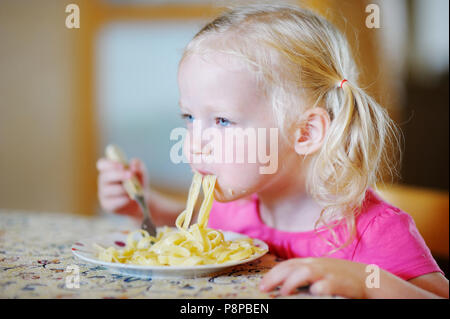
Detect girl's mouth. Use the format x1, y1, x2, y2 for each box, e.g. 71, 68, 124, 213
193, 168, 214, 176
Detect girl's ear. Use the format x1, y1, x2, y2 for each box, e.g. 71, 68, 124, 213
293, 107, 330, 156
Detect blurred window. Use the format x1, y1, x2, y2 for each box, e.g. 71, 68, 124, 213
95, 21, 205, 191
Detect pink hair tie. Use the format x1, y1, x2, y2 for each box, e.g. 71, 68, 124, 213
340, 79, 348, 88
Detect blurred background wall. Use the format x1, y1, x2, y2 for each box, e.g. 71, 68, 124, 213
0, 0, 448, 269
0, 1, 84, 214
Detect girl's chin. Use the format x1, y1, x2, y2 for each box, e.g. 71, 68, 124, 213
213, 185, 251, 203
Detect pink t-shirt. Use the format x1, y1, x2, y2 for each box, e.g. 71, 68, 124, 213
208, 188, 444, 280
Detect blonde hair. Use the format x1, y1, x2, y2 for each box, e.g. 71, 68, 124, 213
181, 4, 401, 253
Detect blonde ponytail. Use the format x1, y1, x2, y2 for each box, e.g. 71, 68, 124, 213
310, 79, 401, 252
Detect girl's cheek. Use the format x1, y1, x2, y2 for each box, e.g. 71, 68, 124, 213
182, 134, 191, 162
213, 162, 264, 201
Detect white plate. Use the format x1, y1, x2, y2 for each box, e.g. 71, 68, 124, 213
71, 230, 268, 278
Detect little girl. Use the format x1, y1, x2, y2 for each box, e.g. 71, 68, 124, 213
97, 4, 448, 298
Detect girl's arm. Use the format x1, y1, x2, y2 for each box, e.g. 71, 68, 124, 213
366, 270, 448, 299
408, 273, 449, 298
259, 258, 449, 299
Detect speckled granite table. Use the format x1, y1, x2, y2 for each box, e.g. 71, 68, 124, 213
0, 210, 331, 299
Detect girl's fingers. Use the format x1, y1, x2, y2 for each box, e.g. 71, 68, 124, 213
129, 158, 148, 186
99, 170, 133, 185
129, 158, 147, 175
309, 279, 334, 296
96, 158, 124, 171
259, 263, 293, 292
129, 158, 141, 171
99, 184, 128, 198
279, 267, 320, 296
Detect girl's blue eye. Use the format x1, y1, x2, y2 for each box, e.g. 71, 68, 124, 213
216, 117, 232, 127
181, 113, 194, 123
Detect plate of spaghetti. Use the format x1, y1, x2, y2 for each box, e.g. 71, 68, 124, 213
72, 173, 268, 278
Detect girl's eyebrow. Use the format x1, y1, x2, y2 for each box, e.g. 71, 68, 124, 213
179, 101, 225, 113
179, 100, 239, 116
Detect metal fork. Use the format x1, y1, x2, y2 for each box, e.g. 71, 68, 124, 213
105, 144, 157, 236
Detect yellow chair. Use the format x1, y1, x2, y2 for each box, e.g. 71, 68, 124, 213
375, 184, 449, 259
